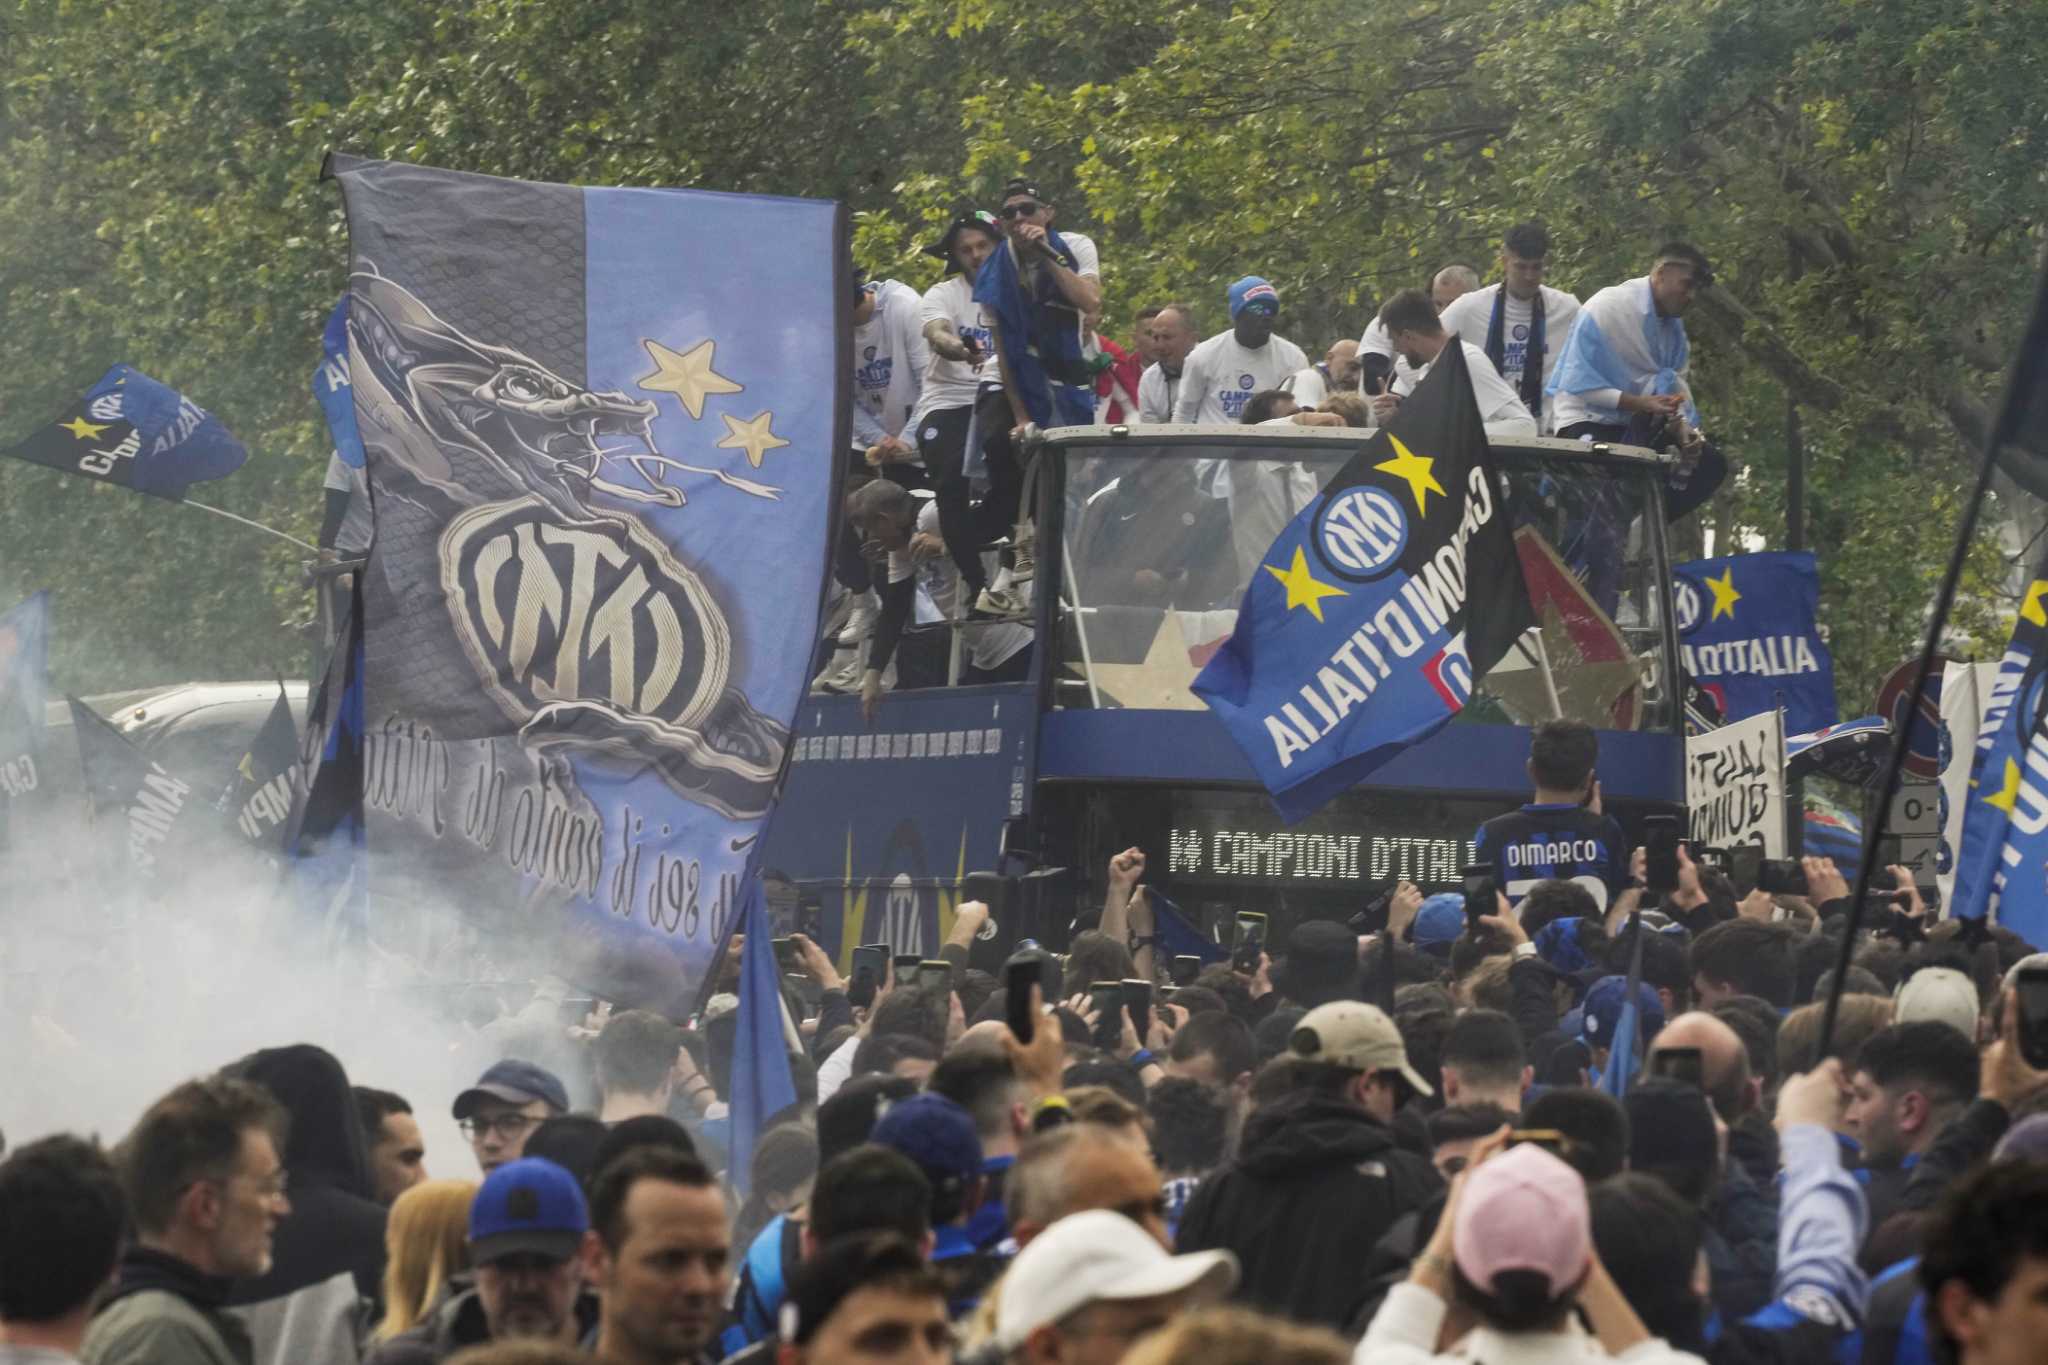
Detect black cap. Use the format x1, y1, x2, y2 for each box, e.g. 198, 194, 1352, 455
453, 1059, 570, 1120
1001, 178, 1045, 204
923, 211, 1002, 275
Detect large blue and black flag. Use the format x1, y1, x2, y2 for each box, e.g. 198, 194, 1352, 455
1192, 343, 1533, 821
0, 592, 49, 811
1672, 551, 1837, 736
3, 366, 247, 501
326, 156, 843, 998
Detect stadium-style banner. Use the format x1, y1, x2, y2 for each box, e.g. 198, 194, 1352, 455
0, 592, 49, 810
3, 365, 247, 501
1193, 343, 1533, 822
1685, 706, 1786, 855
69, 697, 227, 877
1672, 551, 1837, 737
221, 685, 300, 847
1949, 573, 2048, 945
326, 155, 843, 1001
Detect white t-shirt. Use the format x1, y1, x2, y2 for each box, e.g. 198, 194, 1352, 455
851, 280, 929, 447
1170, 331, 1310, 425
1058, 230, 1101, 279
1283, 364, 1332, 408
1399, 340, 1539, 437
1437, 283, 1582, 433
321, 450, 373, 555
1137, 362, 1180, 424
887, 501, 1032, 671
915, 275, 994, 419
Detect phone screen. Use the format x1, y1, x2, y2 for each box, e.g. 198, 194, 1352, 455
2016, 967, 2048, 1069
1232, 912, 1268, 972
850, 944, 888, 1008
1120, 978, 1154, 1041
1650, 1046, 1704, 1089
1461, 863, 1496, 931
1004, 950, 1047, 1045
772, 937, 799, 971
1644, 815, 1680, 893
1170, 955, 1203, 987
916, 961, 952, 998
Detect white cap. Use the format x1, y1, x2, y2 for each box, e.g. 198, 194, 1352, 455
1894, 967, 1979, 1041
994, 1209, 1237, 1350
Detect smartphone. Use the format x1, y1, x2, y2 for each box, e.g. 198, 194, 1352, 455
1644, 815, 1680, 894
1756, 859, 1809, 896
961, 870, 1008, 921
1170, 954, 1204, 987
1876, 834, 1903, 870
772, 936, 799, 971
1461, 863, 1496, 933
893, 953, 923, 981
1649, 1046, 1705, 1089
916, 960, 952, 998
2015, 965, 2048, 1070
1232, 911, 1268, 973
1691, 845, 1732, 877
1728, 844, 1764, 891
850, 943, 889, 1008
1004, 946, 1051, 1044
1089, 980, 1125, 1045
1120, 978, 1154, 1043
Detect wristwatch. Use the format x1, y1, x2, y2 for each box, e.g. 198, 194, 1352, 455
1128, 933, 1159, 953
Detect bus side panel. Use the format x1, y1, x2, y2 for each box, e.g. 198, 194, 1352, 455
761, 684, 1036, 965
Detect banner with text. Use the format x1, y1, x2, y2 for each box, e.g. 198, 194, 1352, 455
1685, 708, 1786, 855
1673, 551, 1836, 736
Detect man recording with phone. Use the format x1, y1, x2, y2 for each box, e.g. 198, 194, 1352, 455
1474, 719, 1631, 914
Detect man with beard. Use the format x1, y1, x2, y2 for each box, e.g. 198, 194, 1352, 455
587, 1148, 731, 1365
365, 1158, 597, 1365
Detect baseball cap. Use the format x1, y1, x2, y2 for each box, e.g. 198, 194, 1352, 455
468, 1157, 589, 1264
1275, 919, 1356, 999
1452, 1143, 1590, 1298
869, 1092, 982, 1183
453, 1059, 570, 1120
996, 1209, 1237, 1349
1001, 177, 1045, 204
924, 210, 1002, 274
1227, 276, 1280, 319
1288, 1001, 1433, 1096
1894, 966, 1980, 1041
1411, 894, 1466, 952
1580, 975, 1666, 1049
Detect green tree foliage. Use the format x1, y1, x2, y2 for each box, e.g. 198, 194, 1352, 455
0, 0, 2040, 713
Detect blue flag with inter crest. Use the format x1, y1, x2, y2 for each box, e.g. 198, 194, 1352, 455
1191, 344, 1534, 822
1949, 566, 2048, 941
314, 295, 366, 470
1672, 551, 1837, 736
4, 365, 247, 501
329, 156, 843, 1002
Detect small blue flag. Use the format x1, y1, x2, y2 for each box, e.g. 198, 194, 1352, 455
1597, 917, 1649, 1099
280, 581, 367, 941
315, 295, 366, 470
1191, 343, 1533, 822
1949, 565, 2048, 942
728, 875, 798, 1194
1673, 551, 1837, 736
1152, 894, 1228, 966
5, 365, 247, 501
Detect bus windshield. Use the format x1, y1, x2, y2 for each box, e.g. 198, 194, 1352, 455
1052, 436, 1676, 732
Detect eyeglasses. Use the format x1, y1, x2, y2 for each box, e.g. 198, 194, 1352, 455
1001, 202, 1041, 219
460, 1112, 541, 1140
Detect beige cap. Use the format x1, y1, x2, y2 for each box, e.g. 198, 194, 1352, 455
1289, 1000, 1433, 1096
1894, 967, 1980, 1042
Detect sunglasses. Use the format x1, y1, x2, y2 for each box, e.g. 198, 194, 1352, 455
1001, 202, 1042, 219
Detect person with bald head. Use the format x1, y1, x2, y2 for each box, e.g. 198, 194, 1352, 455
1651, 1011, 1761, 1126
1282, 338, 1360, 408
1430, 263, 1480, 311
1357, 264, 1479, 410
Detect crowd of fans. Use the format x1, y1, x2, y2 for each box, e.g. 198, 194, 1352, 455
813, 179, 1726, 711
7, 721, 2048, 1365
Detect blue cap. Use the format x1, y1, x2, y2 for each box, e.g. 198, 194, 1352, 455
1411, 894, 1466, 950
1534, 918, 1595, 974
469, 1157, 589, 1263
1580, 975, 1665, 1049
1227, 276, 1280, 319
870, 1092, 983, 1182
453, 1058, 571, 1120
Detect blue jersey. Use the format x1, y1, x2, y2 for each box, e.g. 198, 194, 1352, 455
1474, 802, 1630, 910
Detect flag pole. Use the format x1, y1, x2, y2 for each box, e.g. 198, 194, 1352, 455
1816, 279, 2048, 1058
181, 498, 319, 552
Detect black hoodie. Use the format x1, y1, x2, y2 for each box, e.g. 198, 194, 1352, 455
1174, 1089, 1440, 1333
224, 1044, 389, 1365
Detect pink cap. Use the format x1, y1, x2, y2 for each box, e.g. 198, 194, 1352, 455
1452, 1144, 1590, 1297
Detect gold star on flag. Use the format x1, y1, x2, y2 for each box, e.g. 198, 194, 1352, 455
60, 416, 110, 440
1264, 546, 1348, 623
716, 411, 790, 469
2023, 579, 2048, 628
638, 338, 741, 419
1374, 434, 1446, 516
1706, 566, 1742, 620
1985, 757, 2023, 814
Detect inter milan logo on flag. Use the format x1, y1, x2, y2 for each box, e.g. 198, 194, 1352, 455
1193, 344, 1533, 821
1673, 551, 1836, 735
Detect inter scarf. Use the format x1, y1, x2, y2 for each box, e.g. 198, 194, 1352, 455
1483, 287, 1547, 420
